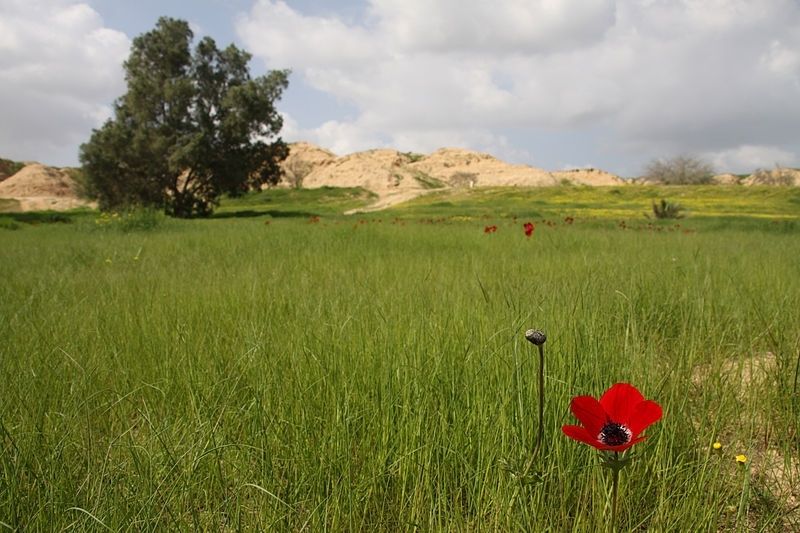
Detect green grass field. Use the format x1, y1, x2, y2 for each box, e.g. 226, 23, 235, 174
1, 186, 799, 530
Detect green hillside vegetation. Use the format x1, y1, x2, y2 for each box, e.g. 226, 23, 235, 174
214, 186, 376, 217
0, 157, 25, 179
2, 185, 799, 229
388, 185, 800, 220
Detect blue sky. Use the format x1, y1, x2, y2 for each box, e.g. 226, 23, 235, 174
2, 0, 800, 176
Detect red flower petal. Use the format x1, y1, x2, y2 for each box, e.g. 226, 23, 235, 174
599, 383, 644, 425
570, 395, 606, 437
561, 425, 603, 449
627, 400, 663, 437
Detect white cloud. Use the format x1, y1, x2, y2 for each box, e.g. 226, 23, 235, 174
761, 40, 800, 83
0, 0, 129, 165
236, 1, 376, 68
280, 110, 534, 166
372, 0, 616, 54
705, 145, 798, 173
279, 113, 384, 155
238, 0, 800, 172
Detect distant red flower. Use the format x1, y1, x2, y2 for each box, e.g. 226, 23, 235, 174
524, 222, 535, 236
562, 383, 662, 452
484, 225, 498, 234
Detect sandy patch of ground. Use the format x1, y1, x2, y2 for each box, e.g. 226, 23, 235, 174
692, 352, 799, 529
691, 352, 777, 392
345, 189, 439, 214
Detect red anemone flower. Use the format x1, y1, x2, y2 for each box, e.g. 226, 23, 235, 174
524, 222, 535, 236
562, 383, 662, 452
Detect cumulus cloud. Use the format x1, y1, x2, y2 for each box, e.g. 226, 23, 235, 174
0, 0, 129, 165
705, 145, 798, 172
238, 0, 800, 173
371, 0, 616, 54
236, 1, 376, 69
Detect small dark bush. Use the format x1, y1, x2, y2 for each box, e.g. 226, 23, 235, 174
652, 199, 685, 219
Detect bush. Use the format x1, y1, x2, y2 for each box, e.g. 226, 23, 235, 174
401, 152, 425, 163
449, 172, 478, 188
652, 199, 685, 219
412, 171, 445, 189
282, 159, 316, 189
643, 155, 714, 184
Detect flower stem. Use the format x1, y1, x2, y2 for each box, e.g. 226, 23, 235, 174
537, 343, 545, 451
736, 459, 750, 531
600, 451, 633, 532
611, 454, 620, 532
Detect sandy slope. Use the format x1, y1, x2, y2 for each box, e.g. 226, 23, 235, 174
0, 163, 96, 211
287, 143, 628, 210
0, 164, 79, 197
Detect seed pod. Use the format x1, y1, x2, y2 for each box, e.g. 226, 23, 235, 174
525, 329, 547, 346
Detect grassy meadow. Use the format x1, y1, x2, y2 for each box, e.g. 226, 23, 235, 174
1, 186, 799, 530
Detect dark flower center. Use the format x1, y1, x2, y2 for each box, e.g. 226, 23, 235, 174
598, 422, 632, 446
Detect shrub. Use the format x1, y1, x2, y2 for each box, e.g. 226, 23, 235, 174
401, 152, 425, 163
449, 172, 478, 188
643, 155, 714, 184
283, 159, 314, 189
412, 171, 445, 189
652, 199, 685, 219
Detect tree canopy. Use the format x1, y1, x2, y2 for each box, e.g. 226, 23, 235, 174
80, 17, 289, 217
642, 155, 714, 185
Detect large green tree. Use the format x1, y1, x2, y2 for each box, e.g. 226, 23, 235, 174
81, 17, 289, 217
